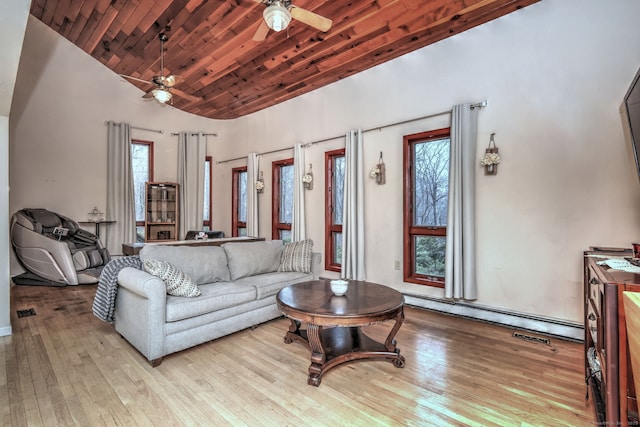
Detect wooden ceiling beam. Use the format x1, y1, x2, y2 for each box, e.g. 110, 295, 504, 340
30, 0, 541, 119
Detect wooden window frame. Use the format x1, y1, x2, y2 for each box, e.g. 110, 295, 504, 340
325, 149, 345, 272
403, 127, 450, 287
272, 158, 294, 240
203, 156, 213, 229
132, 139, 154, 230
231, 166, 247, 237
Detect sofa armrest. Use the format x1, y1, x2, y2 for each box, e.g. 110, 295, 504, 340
115, 267, 167, 363
117, 267, 166, 300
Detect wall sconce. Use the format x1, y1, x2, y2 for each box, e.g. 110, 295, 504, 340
302, 164, 313, 190
480, 133, 501, 175
369, 152, 386, 184
256, 171, 265, 193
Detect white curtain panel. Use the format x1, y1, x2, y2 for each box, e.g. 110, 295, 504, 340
341, 129, 366, 280
445, 104, 479, 300
247, 152, 260, 237
292, 143, 306, 241
105, 121, 136, 256
178, 131, 206, 239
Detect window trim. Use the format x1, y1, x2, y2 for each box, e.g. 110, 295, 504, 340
231, 166, 247, 237
403, 127, 450, 287
132, 139, 154, 230
272, 158, 294, 240
325, 149, 345, 272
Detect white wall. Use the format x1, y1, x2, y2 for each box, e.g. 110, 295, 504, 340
9, 16, 231, 263
1, 0, 31, 337
8, 0, 640, 328
212, 0, 640, 323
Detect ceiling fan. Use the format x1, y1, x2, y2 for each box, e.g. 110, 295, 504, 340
120, 33, 200, 104
249, 0, 333, 42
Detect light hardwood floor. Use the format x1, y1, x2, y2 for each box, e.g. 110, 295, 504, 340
2, 284, 594, 426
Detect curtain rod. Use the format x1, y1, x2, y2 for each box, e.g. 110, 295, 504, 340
171, 132, 218, 137
104, 121, 164, 134
216, 101, 486, 164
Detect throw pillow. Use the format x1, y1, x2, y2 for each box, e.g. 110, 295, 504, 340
143, 258, 201, 297
279, 239, 313, 273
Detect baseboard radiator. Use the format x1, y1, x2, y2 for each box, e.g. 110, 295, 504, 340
403, 294, 583, 341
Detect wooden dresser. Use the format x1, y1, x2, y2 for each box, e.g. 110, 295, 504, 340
584, 247, 640, 425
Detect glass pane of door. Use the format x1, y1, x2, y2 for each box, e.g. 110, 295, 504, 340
131, 143, 150, 223
333, 232, 343, 265
413, 138, 450, 227
414, 235, 446, 278
279, 164, 294, 224
333, 157, 345, 225
239, 171, 247, 223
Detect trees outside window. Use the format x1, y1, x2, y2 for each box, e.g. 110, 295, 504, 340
131, 139, 153, 242
232, 166, 247, 236
403, 128, 450, 287
272, 158, 294, 242
325, 149, 345, 271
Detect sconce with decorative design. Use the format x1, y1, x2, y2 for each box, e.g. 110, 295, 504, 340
480, 133, 501, 175
369, 152, 386, 184
256, 171, 265, 193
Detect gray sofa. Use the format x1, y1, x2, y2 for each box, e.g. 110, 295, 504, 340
114, 240, 320, 366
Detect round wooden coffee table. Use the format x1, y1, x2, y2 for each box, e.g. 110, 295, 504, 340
276, 279, 405, 386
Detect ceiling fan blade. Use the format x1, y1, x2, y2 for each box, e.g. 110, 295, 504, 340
120, 74, 152, 85
253, 19, 270, 41
172, 88, 202, 103
142, 91, 154, 99
290, 6, 332, 32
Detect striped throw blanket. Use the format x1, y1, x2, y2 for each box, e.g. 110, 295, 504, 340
92, 256, 142, 322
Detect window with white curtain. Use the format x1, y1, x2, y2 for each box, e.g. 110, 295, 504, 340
131, 139, 153, 242
232, 166, 247, 236
403, 128, 450, 287
203, 156, 212, 230
325, 149, 345, 271
272, 158, 294, 242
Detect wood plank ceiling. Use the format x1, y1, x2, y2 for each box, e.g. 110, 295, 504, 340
30, 0, 540, 120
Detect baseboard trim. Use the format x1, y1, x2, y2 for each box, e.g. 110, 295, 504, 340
403, 294, 583, 342
0, 325, 12, 337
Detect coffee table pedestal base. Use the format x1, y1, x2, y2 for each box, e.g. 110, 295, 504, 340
283, 312, 405, 386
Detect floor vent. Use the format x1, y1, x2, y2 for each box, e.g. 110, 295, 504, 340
17, 308, 36, 318
512, 331, 550, 346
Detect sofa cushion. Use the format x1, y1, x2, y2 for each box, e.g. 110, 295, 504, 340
278, 239, 313, 273
223, 240, 284, 281
140, 245, 231, 285
235, 271, 312, 299
165, 282, 257, 322
143, 258, 201, 297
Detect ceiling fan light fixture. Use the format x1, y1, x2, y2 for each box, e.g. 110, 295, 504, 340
264, 4, 291, 32
152, 88, 172, 103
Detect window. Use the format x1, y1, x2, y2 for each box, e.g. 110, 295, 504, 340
325, 149, 345, 271
232, 167, 247, 237
203, 156, 212, 230
131, 139, 154, 242
403, 128, 450, 287
272, 158, 294, 242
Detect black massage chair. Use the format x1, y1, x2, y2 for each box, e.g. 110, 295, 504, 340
11, 208, 111, 286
